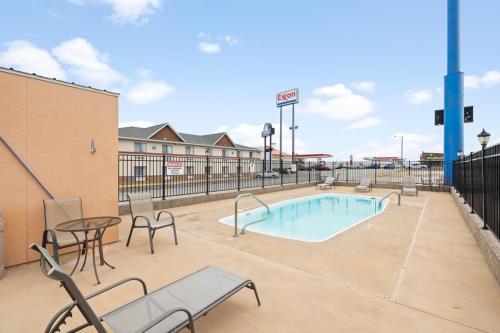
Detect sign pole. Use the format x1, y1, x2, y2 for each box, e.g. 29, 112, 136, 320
279, 106, 283, 174
292, 103, 295, 163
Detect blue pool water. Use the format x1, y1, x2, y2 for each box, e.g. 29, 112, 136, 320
220, 194, 387, 242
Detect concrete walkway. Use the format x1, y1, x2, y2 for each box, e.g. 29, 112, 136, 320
0, 186, 498, 332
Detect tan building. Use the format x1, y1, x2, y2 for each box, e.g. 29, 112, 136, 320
118, 123, 261, 181
0, 67, 118, 266
119, 123, 260, 159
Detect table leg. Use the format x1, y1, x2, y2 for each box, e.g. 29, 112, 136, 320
98, 227, 115, 269
92, 230, 101, 285
80, 232, 89, 272
68, 232, 82, 276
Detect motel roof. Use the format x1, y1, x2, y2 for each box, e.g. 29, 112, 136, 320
119, 123, 257, 151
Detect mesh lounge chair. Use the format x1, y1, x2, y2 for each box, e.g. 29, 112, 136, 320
355, 178, 372, 192
127, 192, 178, 254
42, 197, 87, 265
317, 176, 335, 190
30, 243, 260, 333
402, 176, 418, 196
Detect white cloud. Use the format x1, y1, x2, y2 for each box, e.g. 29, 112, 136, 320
126, 79, 174, 104
222, 35, 238, 46
0, 40, 66, 80
313, 83, 352, 97
69, 0, 163, 24
197, 42, 221, 54
52, 38, 124, 88
351, 81, 375, 92
347, 117, 381, 130
305, 84, 375, 120
465, 70, 500, 89
119, 120, 154, 128
225, 123, 308, 154
404, 89, 433, 104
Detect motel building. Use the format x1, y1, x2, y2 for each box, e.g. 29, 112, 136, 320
118, 123, 261, 182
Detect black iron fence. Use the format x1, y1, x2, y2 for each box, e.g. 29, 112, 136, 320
119, 153, 448, 202
453, 143, 500, 239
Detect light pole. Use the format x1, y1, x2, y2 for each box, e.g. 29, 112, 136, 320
290, 125, 298, 163
477, 129, 490, 230
393, 135, 403, 166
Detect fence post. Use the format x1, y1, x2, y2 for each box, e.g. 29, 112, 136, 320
205, 155, 209, 195
308, 162, 311, 183
280, 158, 283, 186
470, 152, 474, 213
346, 163, 349, 182
262, 159, 265, 188
237, 157, 241, 191
408, 161, 411, 175
374, 163, 377, 184
332, 162, 335, 178
481, 147, 487, 229
162, 154, 166, 200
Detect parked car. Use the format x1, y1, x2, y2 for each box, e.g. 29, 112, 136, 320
409, 163, 428, 169
383, 163, 395, 169
255, 170, 279, 178
312, 164, 331, 171
366, 163, 381, 169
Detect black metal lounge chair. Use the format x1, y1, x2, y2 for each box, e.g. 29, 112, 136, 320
30, 243, 261, 333
127, 192, 178, 254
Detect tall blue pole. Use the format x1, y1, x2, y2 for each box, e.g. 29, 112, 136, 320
444, 0, 464, 184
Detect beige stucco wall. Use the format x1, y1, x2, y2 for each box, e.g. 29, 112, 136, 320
0, 70, 118, 266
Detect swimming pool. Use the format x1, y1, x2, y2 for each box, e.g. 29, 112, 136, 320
219, 193, 388, 242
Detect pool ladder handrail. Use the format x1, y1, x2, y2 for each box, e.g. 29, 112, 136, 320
379, 191, 401, 209
234, 193, 271, 237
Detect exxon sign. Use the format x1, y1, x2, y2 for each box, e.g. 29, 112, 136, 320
276, 88, 299, 107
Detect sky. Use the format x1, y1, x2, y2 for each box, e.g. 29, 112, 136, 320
1, 0, 499, 160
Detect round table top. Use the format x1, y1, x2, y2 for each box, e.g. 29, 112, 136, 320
55, 216, 121, 232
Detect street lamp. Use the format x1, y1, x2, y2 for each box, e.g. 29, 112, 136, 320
393, 135, 404, 167
477, 129, 491, 229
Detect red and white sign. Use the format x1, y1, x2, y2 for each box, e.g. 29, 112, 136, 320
276, 88, 299, 107
166, 161, 184, 175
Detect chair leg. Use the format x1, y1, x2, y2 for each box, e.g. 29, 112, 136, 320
148, 228, 155, 254
151, 228, 156, 239
126, 225, 135, 247
246, 282, 261, 306
172, 222, 178, 245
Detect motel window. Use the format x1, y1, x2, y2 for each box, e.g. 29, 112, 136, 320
249, 152, 253, 159
236, 151, 241, 158
222, 149, 227, 157
185, 166, 194, 175
185, 146, 194, 155
162, 144, 173, 154
134, 166, 146, 177
134, 142, 147, 153
205, 147, 212, 156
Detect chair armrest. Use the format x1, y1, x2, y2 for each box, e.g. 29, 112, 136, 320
43, 229, 58, 244
157, 210, 175, 222
133, 215, 152, 227
85, 277, 148, 301
139, 307, 195, 333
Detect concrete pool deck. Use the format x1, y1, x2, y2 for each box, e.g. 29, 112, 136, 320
1, 186, 499, 332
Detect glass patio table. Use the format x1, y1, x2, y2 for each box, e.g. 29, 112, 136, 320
56, 216, 121, 284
